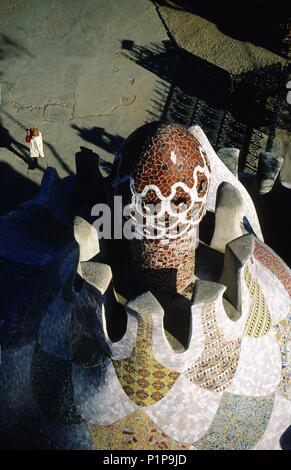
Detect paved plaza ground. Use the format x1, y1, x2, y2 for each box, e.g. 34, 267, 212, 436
0, 0, 289, 215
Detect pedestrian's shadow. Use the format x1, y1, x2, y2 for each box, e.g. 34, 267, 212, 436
0, 122, 31, 167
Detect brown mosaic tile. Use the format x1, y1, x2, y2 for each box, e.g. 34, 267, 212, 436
116, 122, 211, 294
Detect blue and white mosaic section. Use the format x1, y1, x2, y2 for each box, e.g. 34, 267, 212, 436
72, 362, 136, 425
0, 258, 60, 349
58, 248, 78, 285
38, 293, 72, 361
44, 421, 95, 450
0, 158, 289, 451
0, 407, 52, 450
31, 344, 81, 425
107, 313, 138, 360
0, 342, 36, 431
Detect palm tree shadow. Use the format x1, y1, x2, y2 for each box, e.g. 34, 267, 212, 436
0, 33, 34, 80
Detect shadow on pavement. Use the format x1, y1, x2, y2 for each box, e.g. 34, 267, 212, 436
71, 124, 124, 158
0, 162, 39, 215
121, 39, 288, 173
0, 120, 32, 167
152, 0, 290, 59
73, 146, 108, 210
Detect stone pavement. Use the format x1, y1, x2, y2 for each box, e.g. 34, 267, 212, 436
0, 0, 290, 215
0, 0, 168, 213
155, 1, 288, 74
155, 1, 290, 176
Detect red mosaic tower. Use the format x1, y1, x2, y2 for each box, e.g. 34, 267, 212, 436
113, 122, 211, 294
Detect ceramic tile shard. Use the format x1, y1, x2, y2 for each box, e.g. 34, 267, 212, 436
72, 361, 136, 425
214, 275, 251, 341
184, 303, 241, 392
274, 317, 291, 401
146, 375, 222, 443
108, 313, 138, 360
195, 392, 274, 450
227, 332, 281, 397
152, 302, 205, 373
0, 341, 36, 431
254, 259, 290, 325
87, 410, 191, 451
254, 239, 291, 297
243, 265, 272, 338
44, 421, 95, 450
38, 293, 72, 361
254, 393, 291, 450
116, 123, 210, 294
32, 344, 81, 425
112, 312, 179, 406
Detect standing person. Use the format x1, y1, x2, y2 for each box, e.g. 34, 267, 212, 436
29, 127, 46, 169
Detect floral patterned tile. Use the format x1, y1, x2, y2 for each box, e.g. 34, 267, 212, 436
87, 410, 191, 451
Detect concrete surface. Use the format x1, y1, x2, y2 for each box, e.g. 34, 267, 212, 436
0, 0, 290, 216
157, 2, 291, 184
156, 2, 288, 74
0, 0, 168, 212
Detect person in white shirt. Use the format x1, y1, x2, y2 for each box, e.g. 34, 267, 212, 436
29, 127, 46, 169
